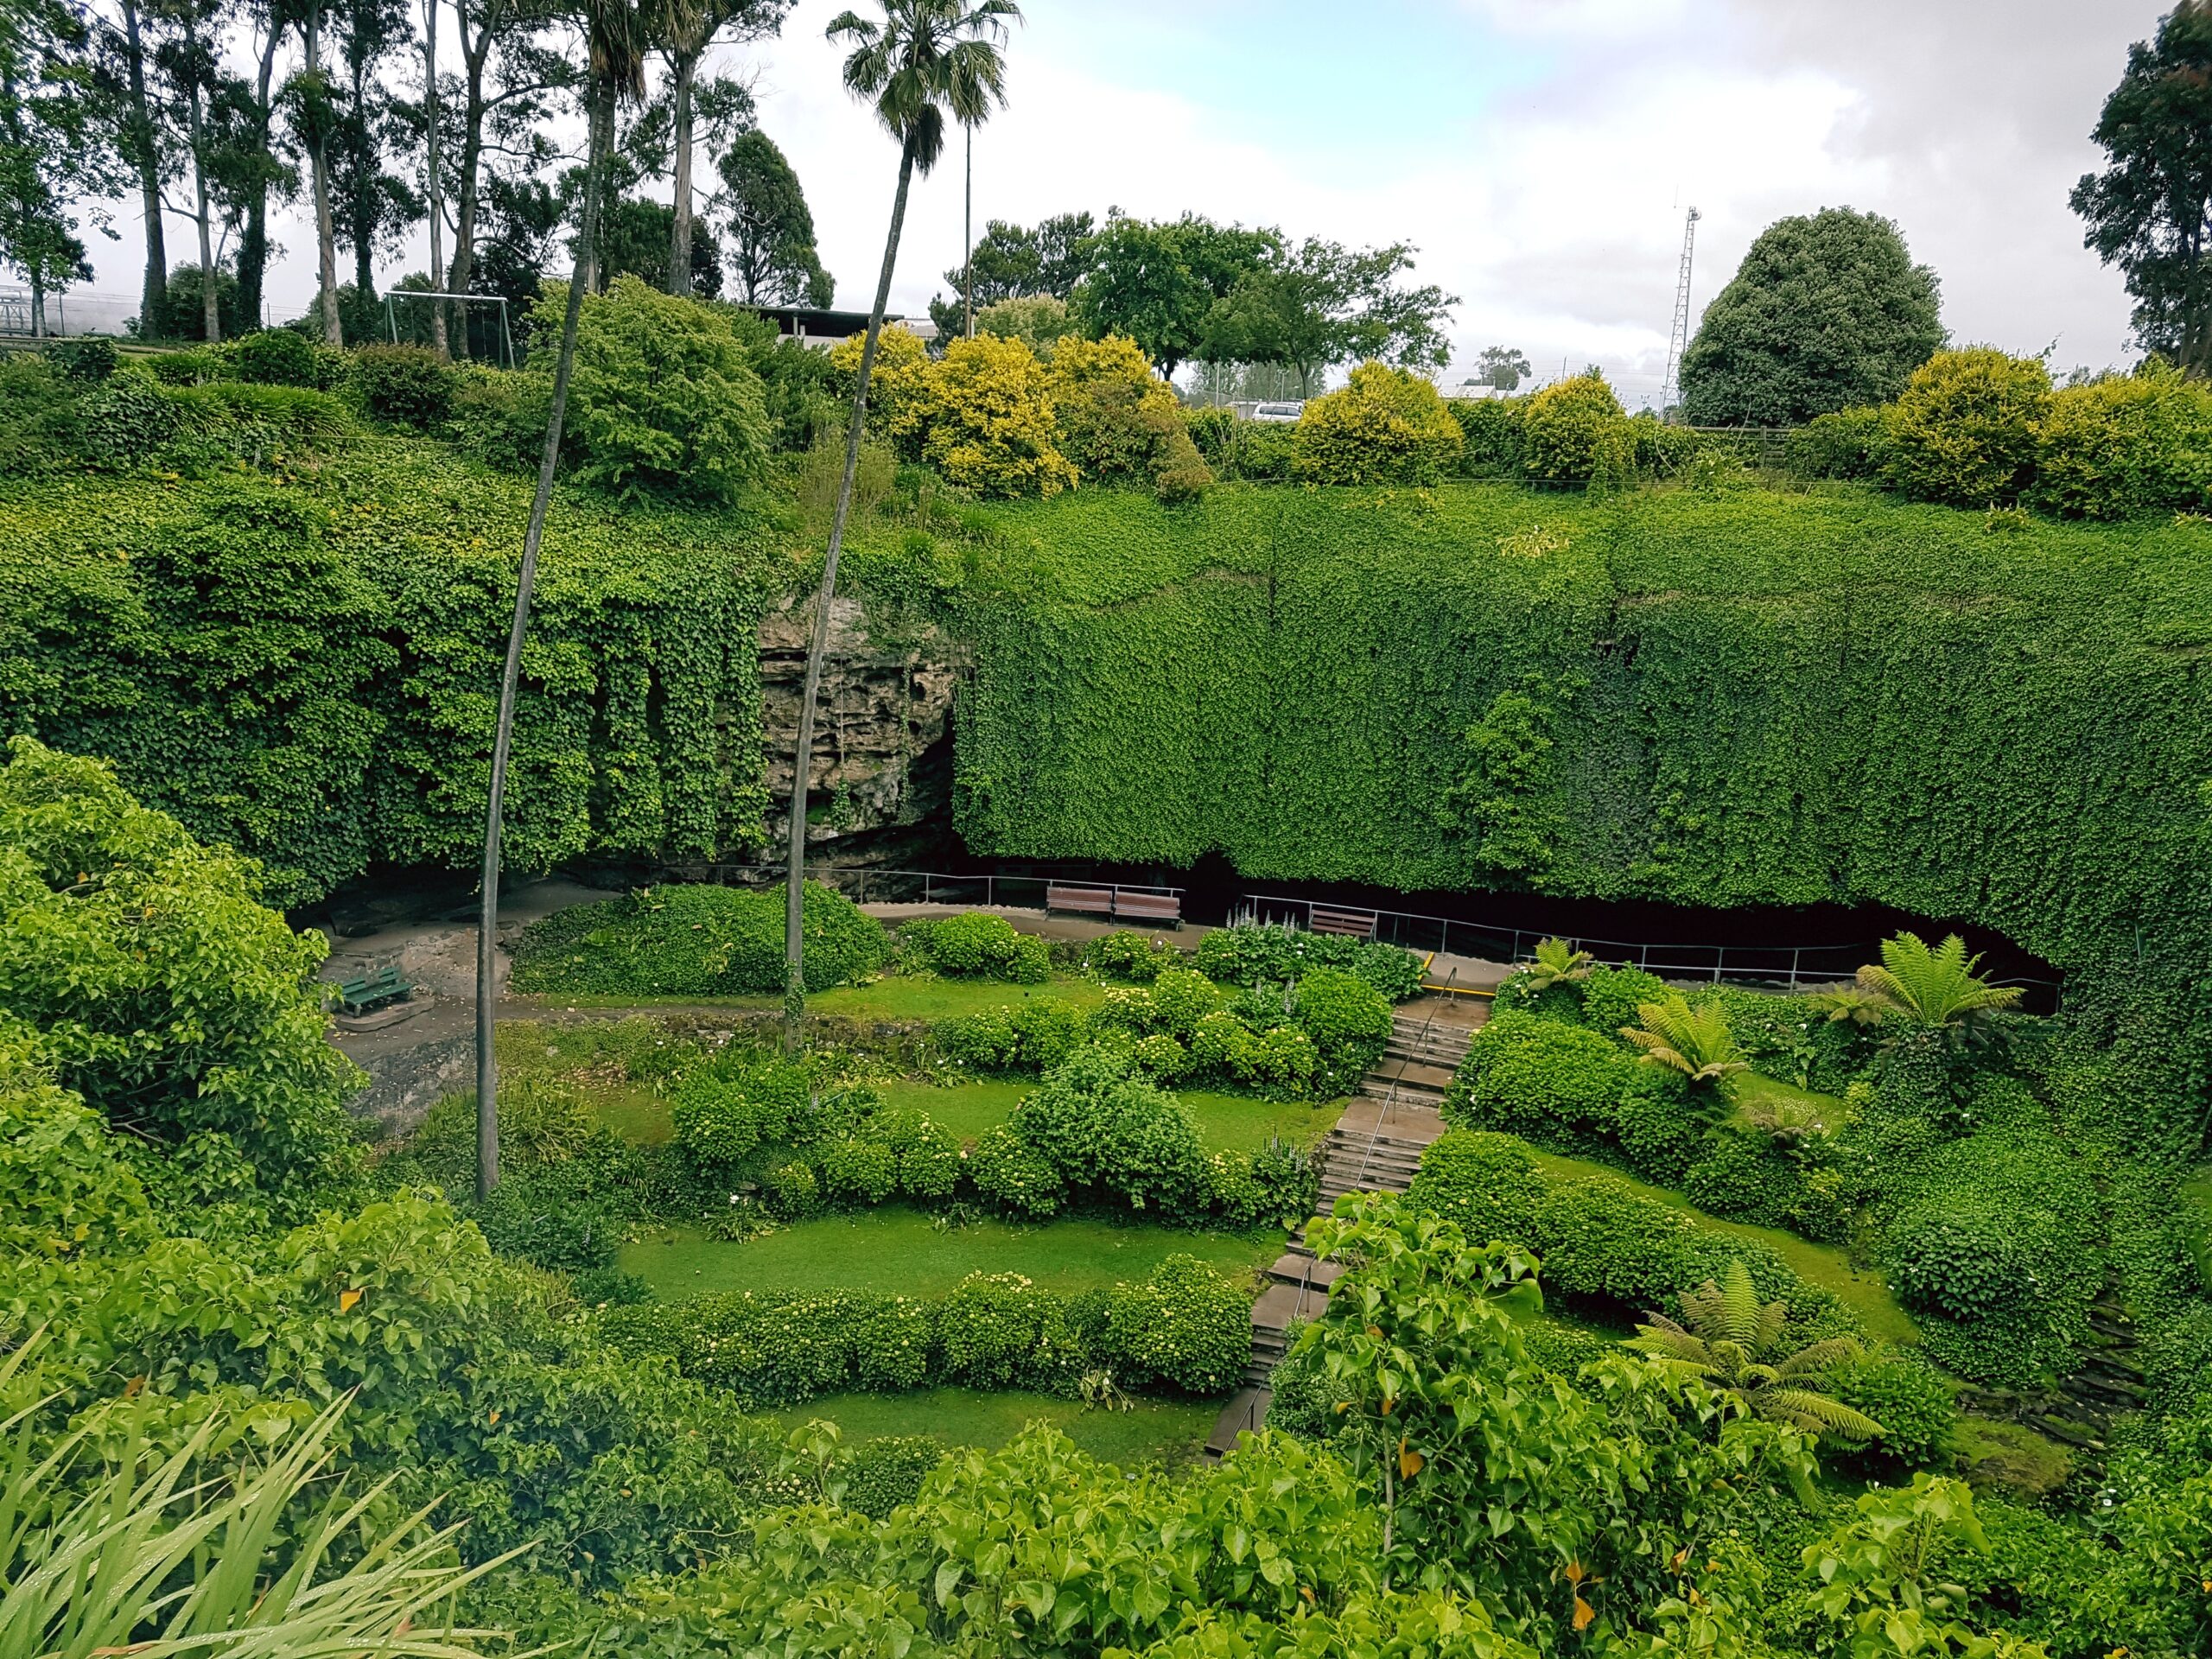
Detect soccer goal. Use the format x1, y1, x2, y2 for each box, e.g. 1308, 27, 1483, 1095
382, 290, 517, 369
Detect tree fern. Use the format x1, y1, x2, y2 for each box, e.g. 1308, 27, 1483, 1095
1856, 931, 2023, 1030
1628, 1258, 1883, 1444
1528, 937, 1593, 992
1618, 995, 1749, 1086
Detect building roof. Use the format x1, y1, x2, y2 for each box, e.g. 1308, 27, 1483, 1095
746, 305, 937, 342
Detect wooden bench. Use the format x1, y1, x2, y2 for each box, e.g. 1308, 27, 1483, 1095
1046, 883, 1116, 919
334, 964, 415, 1015
1309, 906, 1379, 940
1113, 889, 1182, 928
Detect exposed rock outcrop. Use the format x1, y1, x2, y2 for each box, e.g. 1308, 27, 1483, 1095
751, 591, 963, 869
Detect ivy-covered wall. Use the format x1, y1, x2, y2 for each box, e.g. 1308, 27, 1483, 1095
0, 449, 775, 906
950, 485, 2212, 991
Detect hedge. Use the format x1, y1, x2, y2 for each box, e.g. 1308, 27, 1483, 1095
512, 881, 887, 996
597, 1254, 1252, 1407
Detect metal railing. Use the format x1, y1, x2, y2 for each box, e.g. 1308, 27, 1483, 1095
1241, 893, 1873, 990
818, 867, 1184, 912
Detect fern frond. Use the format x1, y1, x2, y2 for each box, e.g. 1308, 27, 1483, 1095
1629, 1327, 1714, 1369
1775, 1337, 1866, 1378
1753, 1296, 1791, 1355
1715, 1259, 1764, 1350
1759, 1389, 1885, 1442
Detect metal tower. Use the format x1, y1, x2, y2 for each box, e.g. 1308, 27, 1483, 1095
1661, 206, 1700, 421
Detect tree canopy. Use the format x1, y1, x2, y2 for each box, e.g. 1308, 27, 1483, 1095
718, 127, 831, 305
1678, 207, 1945, 426
2072, 0, 2212, 376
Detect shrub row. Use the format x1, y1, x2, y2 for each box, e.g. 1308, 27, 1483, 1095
937, 962, 1390, 1101
596, 1255, 1251, 1406
512, 882, 887, 997
899, 911, 1049, 982
1188, 923, 1426, 1002
1791, 350, 2212, 520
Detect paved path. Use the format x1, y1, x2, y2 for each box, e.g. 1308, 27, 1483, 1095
1205, 1001, 1487, 1460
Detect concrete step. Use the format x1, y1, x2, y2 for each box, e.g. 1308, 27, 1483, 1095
1268, 1252, 1343, 1290
1205, 1387, 1272, 1459
1252, 1278, 1330, 1334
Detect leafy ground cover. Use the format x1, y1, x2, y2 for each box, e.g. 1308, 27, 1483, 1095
1728, 1072, 1848, 1135
1524, 1146, 1917, 1345
771, 1389, 1220, 1466
621, 1207, 1279, 1300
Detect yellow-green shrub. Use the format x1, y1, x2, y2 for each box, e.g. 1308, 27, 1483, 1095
1881, 348, 2050, 506
1047, 333, 1211, 499
1518, 374, 1631, 487
2030, 364, 2212, 519
829, 322, 933, 458
833, 329, 1075, 498
1294, 361, 1463, 486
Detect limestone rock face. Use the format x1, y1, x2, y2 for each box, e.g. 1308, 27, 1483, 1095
753, 592, 963, 868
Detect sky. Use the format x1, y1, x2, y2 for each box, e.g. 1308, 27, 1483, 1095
68, 0, 2171, 405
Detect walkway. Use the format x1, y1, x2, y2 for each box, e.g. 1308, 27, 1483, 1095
1205, 992, 1496, 1459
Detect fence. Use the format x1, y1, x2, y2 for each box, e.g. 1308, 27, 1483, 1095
1240, 893, 1877, 991
817, 868, 1185, 913
1683, 425, 1796, 468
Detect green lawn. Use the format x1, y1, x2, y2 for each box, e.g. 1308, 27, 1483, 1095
1525, 1148, 1918, 1346
879, 1077, 1343, 1151
622, 1205, 1282, 1300
527, 970, 1110, 1024
772, 1388, 1220, 1467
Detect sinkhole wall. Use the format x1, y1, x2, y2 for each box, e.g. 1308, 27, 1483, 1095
947, 483, 2212, 1001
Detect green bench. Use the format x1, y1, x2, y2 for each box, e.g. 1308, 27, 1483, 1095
333, 964, 414, 1015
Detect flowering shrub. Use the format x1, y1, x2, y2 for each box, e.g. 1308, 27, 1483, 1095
1103, 1254, 1251, 1395
819, 1136, 896, 1206
906, 911, 1050, 982
1094, 930, 1182, 982
966, 1123, 1063, 1218
1193, 924, 1423, 1002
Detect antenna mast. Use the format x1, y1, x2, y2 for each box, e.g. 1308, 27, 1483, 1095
1661, 206, 1700, 422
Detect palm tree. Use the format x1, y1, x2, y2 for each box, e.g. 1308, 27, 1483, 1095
1630, 1259, 1884, 1442
658, 0, 789, 293
474, 0, 648, 1198
1526, 936, 1593, 993
1619, 994, 1748, 1087
782, 0, 1020, 1047
1855, 931, 2023, 1034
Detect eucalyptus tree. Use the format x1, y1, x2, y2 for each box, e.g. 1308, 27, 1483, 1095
655, 0, 785, 295
149, 0, 226, 340
230, 0, 295, 333
289, 0, 344, 340
444, 0, 568, 354
782, 0, 1018, 1047
474, 0, 646, 1197
98, 0, 168, 334
0, 0, 118, 334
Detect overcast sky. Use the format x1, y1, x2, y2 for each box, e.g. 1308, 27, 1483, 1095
73, 0, 2169, 404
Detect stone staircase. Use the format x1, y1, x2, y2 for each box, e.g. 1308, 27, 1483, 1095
1955, 1294, 2150, 1471
1205, 1005, 1482, 1457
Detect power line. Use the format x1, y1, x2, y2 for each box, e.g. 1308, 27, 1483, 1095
1660, 205, 1700, 422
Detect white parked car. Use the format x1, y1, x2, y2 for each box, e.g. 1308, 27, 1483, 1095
1250, 400, 1305, 423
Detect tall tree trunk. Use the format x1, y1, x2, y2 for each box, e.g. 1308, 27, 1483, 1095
187, 79, 219, 341
349, 52, 375, 297
666, 49, 696, 295
782, 135, 917, 1049
445, 80, 481, 354
474, 74, 610, 1198
236, 31, 280, 329
119, 0, 168, 337
305, 2, 343, 342
423, 0, 447, 354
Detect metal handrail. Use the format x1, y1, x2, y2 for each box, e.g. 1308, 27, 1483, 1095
820, 868, 1185, 910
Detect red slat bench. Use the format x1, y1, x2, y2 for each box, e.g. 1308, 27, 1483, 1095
1046, 883, 1116, 918
1112, 889, 1183, 928
1309, 905, 1378, 939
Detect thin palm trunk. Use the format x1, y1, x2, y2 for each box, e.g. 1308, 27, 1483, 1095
782, 134, 918, 1048
474, 73, 611, 1198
